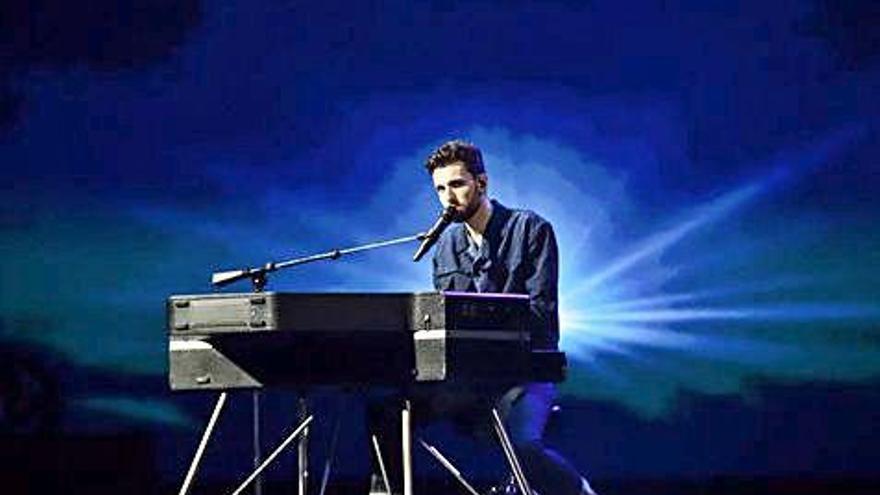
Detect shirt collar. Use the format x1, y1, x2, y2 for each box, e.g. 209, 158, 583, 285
458, 199, 510, 255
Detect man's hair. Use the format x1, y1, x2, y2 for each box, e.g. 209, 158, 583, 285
424, 140, 485, 177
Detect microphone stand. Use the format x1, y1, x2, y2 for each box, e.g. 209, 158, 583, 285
211, 233, 426, 292
184, 231, 427, 495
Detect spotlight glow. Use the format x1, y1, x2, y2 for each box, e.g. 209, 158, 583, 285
5, 108, 875, 423
119, 126, 878, 418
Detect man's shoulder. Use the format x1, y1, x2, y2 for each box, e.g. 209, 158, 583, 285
510, 207, 551, 225
497, 202, 554, 232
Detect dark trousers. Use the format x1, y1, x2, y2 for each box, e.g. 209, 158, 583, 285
368, 382, 586, 495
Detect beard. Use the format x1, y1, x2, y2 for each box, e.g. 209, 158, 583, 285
451, 196, 483, 223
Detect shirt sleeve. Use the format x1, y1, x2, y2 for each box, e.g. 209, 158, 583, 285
523, 218, 560, 349
431, 251, 442, 291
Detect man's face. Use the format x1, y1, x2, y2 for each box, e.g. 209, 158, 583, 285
431, 161, 486, 222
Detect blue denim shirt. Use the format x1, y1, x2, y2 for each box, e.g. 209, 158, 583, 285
431, 200, 559, 349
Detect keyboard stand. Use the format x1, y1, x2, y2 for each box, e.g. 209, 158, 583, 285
178, 392, 228, 495
176, 391, 313, 495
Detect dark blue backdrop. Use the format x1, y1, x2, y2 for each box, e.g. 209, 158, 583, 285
1, 0, 878, 487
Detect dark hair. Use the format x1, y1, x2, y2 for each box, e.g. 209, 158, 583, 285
424, 140, 485, 177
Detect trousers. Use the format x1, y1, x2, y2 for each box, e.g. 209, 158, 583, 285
367, 382, 587, 495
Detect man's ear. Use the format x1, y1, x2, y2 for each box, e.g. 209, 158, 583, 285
477, 174, 488, 192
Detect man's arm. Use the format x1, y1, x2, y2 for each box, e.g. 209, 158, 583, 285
523, 219, 560, 349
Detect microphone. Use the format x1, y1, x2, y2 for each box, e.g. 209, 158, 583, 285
412, 206, 456, 262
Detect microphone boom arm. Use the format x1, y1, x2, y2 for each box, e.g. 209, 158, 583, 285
211, 233, 426, 291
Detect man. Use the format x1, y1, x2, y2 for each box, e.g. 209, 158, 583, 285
421, 140, 595, 495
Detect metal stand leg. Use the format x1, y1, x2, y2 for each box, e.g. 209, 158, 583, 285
491, 408, 533, 495
178, 392, 228, 495
229, 415, 315, 495
318, 410, 342, 495
418, 438, 480, 495
297, 396, 310, 495
371, 435, 392, 494
402, 400, 413, 495
252, 391, 263, 495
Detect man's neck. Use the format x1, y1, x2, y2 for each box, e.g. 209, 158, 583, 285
464, 198, 492, 245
